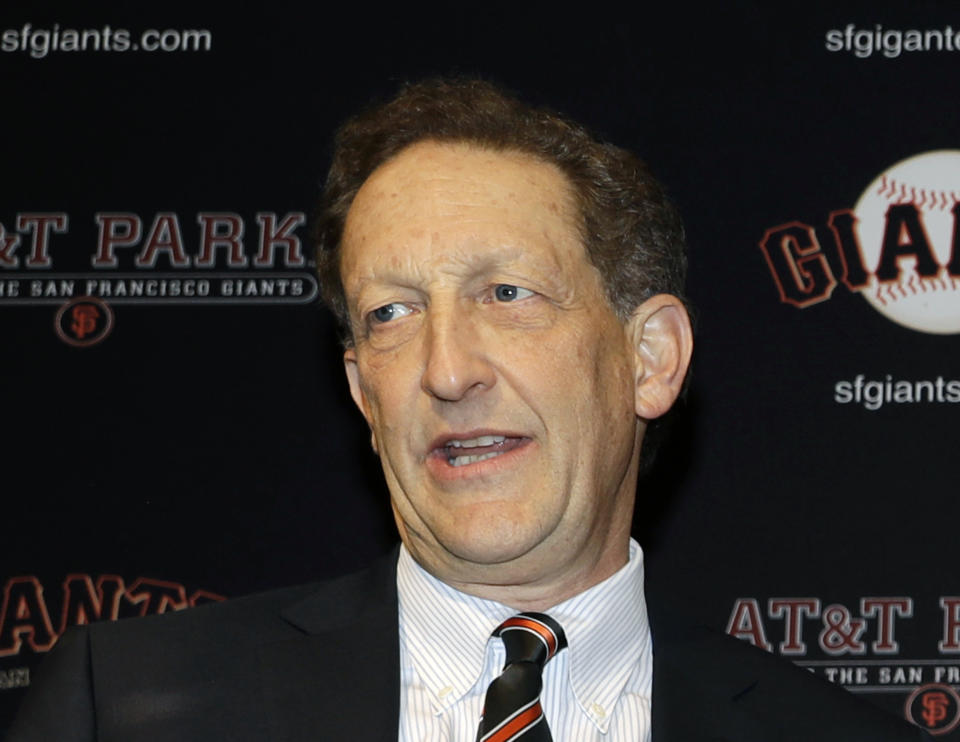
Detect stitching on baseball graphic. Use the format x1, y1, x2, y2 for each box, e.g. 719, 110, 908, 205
759, 149, 960, 335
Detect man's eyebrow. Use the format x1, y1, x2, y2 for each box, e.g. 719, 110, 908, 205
449, 242, 532, 273
354, 242, 534, 284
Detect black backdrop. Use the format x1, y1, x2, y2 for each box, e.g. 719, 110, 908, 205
2, 2, 958, 736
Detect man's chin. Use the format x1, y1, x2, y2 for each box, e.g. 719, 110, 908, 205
394, 497, 565, 582
420, 527, 557, 581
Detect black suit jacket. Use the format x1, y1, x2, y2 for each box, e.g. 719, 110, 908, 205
7, 550, 927, 741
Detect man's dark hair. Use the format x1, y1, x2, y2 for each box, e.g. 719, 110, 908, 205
315, 77, 687, 341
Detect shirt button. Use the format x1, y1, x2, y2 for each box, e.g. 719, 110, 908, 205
591, 702, 606, 719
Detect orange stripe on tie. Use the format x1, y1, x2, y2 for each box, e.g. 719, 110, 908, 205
485, 702, 543, 742
499, 616, 558, 658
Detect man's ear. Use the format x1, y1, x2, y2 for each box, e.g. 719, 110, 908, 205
343, 348, 379, 454
626, 294, 693, 420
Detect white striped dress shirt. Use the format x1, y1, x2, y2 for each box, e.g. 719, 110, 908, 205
397, 540, 653, 741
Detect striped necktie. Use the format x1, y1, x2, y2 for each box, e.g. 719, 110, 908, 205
476, 612, 567, 742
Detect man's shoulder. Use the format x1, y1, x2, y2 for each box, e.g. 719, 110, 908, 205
85, 549, 400, 655
85, 580, 320, 653
651, 617, 929, 741
7, 552, 402, 742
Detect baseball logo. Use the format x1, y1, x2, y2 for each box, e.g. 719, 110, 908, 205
54, 295, 114, 347
853, 150, 960, 334
905, 683, 960, 735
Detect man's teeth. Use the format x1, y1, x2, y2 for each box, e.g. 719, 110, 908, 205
445, 435, 508, 466
449, 451, 502, 467
447, 435, 505, 449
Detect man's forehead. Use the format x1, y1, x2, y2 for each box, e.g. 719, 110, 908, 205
339, 140, 590, 296
345, 140, 578, 227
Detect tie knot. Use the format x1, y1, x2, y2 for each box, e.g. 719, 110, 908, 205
494, 612, 567, 668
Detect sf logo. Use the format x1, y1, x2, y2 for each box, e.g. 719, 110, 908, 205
55, 296, 114, 347
71, 304, 100, 339
923, 691, 949, 727
906, 684, 960, 735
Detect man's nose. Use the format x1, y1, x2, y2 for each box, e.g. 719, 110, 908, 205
420, 305, 495, 401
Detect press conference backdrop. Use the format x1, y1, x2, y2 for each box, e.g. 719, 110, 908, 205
1, 3, 957, 736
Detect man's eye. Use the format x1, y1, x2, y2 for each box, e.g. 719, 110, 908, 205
493, 284, 534, 302
369, 303, 411, 324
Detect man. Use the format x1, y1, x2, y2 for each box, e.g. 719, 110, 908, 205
8, 79, 926, 741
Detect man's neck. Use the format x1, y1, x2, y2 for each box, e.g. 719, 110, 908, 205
406, 533, 633, 612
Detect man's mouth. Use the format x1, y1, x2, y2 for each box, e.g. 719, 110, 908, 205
434, 434, 528, 468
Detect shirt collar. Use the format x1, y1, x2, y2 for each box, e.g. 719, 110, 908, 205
397, 546, 514, 710
548, 539, 652, 728
396, 539, 651, 723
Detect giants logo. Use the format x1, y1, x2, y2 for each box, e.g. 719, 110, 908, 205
759, 150, 960, 334
906, 684, 960, 735
54, 296, 113, 347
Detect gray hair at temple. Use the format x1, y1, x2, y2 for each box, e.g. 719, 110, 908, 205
314, 77, 688, 344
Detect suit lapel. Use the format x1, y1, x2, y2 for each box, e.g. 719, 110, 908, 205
257, 550, 401, 742
648, 614, 912, 742
650, 613, 766, 742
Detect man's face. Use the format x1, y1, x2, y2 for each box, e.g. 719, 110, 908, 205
340, 141, 644, 598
